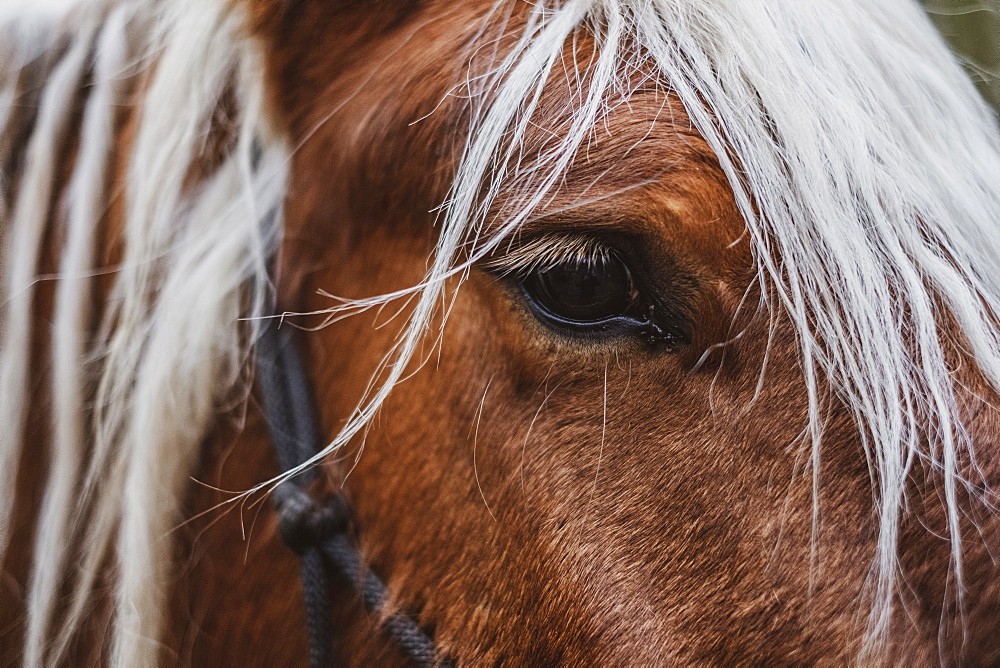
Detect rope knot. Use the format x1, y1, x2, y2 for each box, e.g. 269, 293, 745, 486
273, 484, 351, 555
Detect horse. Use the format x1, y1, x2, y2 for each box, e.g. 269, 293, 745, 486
2, 0, 1000, 664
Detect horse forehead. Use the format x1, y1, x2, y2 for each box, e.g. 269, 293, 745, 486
256, 0, 746, 261
508, 87, 747, 264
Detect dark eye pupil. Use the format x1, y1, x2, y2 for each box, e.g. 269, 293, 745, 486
526, 254, 636, 323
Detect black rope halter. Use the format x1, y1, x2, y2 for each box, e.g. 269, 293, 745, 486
256, 318, 448, 667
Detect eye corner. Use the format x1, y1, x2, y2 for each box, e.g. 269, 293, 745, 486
635, 312, 690, 351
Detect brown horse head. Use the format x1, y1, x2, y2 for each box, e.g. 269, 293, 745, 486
2, 0, 1000, 664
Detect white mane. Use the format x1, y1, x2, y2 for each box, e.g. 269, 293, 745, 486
1, 0, 999, 664
0, 0, 287, 664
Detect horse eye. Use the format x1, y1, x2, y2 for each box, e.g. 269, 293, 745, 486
523, 254, 638, 324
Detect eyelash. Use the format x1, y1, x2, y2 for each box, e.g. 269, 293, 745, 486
484, 235, 609, 277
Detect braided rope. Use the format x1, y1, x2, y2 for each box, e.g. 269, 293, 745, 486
258, 319, 448, 667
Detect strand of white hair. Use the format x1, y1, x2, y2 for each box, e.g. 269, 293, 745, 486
0, 0, 287, 665
26, 5, 135, 664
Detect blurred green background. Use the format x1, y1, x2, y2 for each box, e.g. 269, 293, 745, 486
923, 0, 1000, 111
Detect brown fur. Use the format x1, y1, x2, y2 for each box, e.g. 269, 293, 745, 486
3, 1, 1000, 664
